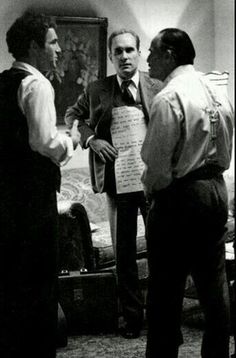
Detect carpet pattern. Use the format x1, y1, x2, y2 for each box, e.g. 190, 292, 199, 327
57, 299, 235, 357
57, 327, 235, 358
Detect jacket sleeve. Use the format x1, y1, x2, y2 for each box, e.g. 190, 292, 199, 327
64, 87, 95, 149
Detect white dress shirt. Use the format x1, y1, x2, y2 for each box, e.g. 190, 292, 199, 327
141, 65, 234, 194
13, 61, 73, 166
117, 70, 139, 101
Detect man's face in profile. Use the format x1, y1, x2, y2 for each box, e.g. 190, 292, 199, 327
37, 27, 61, 72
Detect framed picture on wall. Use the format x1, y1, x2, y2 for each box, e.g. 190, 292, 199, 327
47, 16, 108, 124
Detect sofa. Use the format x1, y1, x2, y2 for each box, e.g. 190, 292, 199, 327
57, 164, 234, 297
56, 166, 150, 297
58, 167, 234, 286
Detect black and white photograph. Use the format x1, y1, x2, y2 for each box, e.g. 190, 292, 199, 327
0, 1, 234, 357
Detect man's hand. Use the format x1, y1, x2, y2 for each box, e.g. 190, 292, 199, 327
70, 120, 81, 150
89, 137, 118, 163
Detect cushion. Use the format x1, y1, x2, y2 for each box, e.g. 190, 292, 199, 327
92, 215, 146, 268
58, 169, 147, 269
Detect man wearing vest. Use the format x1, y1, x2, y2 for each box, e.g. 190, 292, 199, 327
65, 29, 163, 338
0, 11, 79, 358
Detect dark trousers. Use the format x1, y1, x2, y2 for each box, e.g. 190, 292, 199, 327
145, 176, 231, 358
107, 191, 147, 327
0, 191, 59, 358
233, 237, 236, 356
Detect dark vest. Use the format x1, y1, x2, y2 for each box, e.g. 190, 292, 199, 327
0, 68, 61, 194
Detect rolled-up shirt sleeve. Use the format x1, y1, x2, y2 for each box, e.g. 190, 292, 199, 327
18, 75, 73, 166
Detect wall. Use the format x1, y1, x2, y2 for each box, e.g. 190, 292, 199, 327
0, 0, 217, 74
214, 0, 234, 104
0, 0, 234, 170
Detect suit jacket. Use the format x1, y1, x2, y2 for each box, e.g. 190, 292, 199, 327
65, 71, 163, 193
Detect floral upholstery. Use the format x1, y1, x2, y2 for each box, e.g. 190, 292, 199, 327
58, 167, 108, 224
57, 167, 147, 273
58, 150, 234, 286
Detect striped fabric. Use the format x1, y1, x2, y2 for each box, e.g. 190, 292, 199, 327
201, 70, 229, 95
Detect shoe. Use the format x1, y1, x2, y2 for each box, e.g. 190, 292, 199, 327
119, 324, 141, 339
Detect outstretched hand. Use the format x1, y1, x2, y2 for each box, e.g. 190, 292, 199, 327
89, 137, 118, 163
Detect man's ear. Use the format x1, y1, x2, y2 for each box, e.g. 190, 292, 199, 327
30, 40, 39, 52
108, 52, 113, 63
166, 49, 176, 63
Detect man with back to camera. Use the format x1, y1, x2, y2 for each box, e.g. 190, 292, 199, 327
0, 11, 79, 358
141, 28, 234, 357
65, 28, 163, 338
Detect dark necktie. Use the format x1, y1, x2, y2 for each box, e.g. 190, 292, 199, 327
121, 80, 135, 104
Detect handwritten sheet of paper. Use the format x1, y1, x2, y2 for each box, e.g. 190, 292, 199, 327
111, 106, 147, 193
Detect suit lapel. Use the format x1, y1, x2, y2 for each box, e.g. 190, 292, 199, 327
139, 72, 156, 110
96, 73, 160, 131
99, 72, 157, 114
139, 71, 163, 122
99, 78, 115, 110
95, 76, 116, 137
139, 72, 154, 120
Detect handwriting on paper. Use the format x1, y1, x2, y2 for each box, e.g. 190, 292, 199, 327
111, 106, 147, 193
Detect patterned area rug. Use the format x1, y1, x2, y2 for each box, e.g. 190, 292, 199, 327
57, 326, 235, 358
57, 298, 235, 357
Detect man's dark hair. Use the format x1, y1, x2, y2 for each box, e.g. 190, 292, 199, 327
6, 11, 55, 60
108, 29, 140, 52
158, 28, 196, 65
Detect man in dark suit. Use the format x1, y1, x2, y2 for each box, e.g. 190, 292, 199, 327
65, 29, 162, 338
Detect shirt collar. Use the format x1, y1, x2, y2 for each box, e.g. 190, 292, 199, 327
12, 61, 47, 80
164, 65, 195, 86
117, 70, 139, 88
